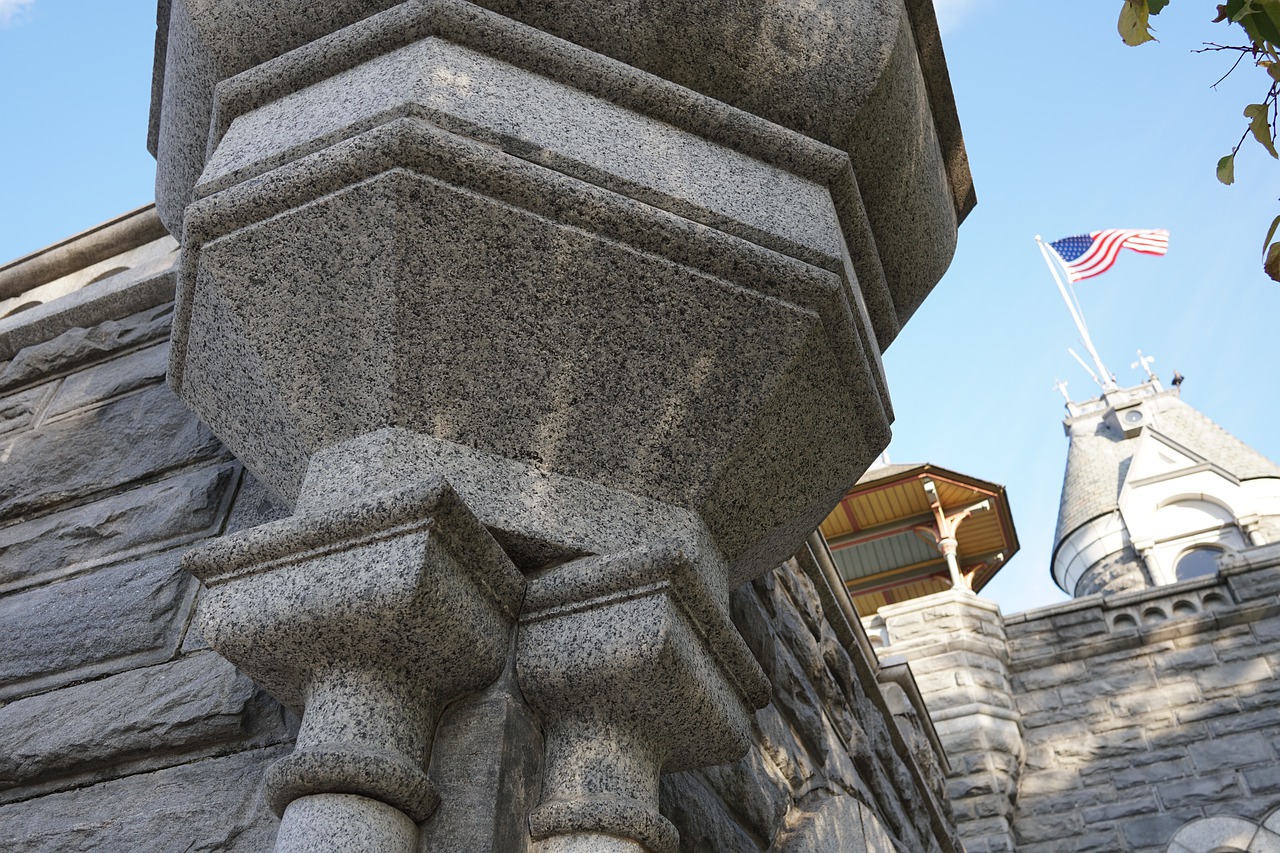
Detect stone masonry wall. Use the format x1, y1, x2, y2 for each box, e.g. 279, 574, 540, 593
0, 267, 958, 852
1005, 561, 1280, 853
663, 559, 960, 853
0, 281, 297, 850
870, 592, 1025, 853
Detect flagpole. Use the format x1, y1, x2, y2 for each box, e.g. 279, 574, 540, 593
1035, 236, 1115, 390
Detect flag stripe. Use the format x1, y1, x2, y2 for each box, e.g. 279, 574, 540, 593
1048, 229, 1168, 281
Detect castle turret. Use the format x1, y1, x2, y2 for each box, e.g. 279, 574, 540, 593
1053, 378, 1280, 597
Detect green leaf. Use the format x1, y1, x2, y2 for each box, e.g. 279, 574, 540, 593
1264, 214, 1280, 252
1244, 102, 1279, 157
1217, 153, 1237, 184
1119, 0, 1158, 44
1265, 240, 1280, 281
1148, 0, 1170, 11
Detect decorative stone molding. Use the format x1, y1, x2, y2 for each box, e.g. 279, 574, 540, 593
183, 476, 524, 850
152, 0, 972, 848
517, 546, 770, 852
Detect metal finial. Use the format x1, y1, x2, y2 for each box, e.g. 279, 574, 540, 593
1054, 378, 1071, 403
1130, 349, 1157, 380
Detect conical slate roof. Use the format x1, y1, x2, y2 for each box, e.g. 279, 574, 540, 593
1054, 386, 1280, 548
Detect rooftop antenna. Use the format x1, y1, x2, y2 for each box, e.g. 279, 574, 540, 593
1036, 235, 1116, 390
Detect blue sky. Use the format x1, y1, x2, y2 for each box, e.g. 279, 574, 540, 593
2, 2, 1277, 614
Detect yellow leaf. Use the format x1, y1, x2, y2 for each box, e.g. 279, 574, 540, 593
1263, 214, 1280, 252
1119, 0, 1158, 45
1244, 102, 1279, 157
1264, 241, 1280, 281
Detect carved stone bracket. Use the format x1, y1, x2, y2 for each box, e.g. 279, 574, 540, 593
183, 476, 525, 851
516, 546, 771, 852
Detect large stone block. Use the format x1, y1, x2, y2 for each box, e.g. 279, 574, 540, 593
44, 340, 170, 419
152, 0, 971, 344
0, 746, 287, 852
0, 550, 196, 699
0, 464, 236, 592
0, 382, 225, 521
0, 302, 173, 392
0, 651, 291, 800
177, 125, 876, 576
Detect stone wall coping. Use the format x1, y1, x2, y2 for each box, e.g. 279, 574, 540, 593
0, 205, 169, 302
0, 250, 176, 362
1010, 597, 1280, 673
1004, 572, 1232, 626
876, 589, 1004, 619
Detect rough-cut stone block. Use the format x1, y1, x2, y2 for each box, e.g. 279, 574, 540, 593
1188, 731, 1277, 773
0, 382, 225, 521
0, 464, 236, 592
1080, 793, 1158, 823
0, 302, 173, 392
659, 772, 762, 853
1244, 763, 1280, 794
1196, 658, 1273, 691
1157, 771, 1241, 809
181, 159, 874, 577
1017, 769, 1082, 797
1152, 643, 1220, 674
0, 550, 196, 699
772, 794, 885, 853
1175, 695, 1242, 724
0, 383, 54, 435
1119, 810, 1201, 849
1015, 812, 1085, 844
1208, 705, 1280, 737
695, 742, 790, 847
0, 746, 287, 852
1113, 757, 1190, 789
1012, 661, 1089, 692
44, 340, 170, 419
0, 651, 291, 799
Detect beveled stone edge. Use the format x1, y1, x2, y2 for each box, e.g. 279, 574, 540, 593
207, 0, 846, 193
170, 116, 890, 457
0, 205, 169, 302
522, 546, 771, 709
200, 0, 900, 365
182, 473, 524, 619
265, 744, 439, 822
903, 0, 976, 223
529, 795, 678, 853
196, 104, 838, 277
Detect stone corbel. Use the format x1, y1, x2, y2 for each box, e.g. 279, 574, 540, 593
183, 476, 525, 852
516, 546, 771, 853
1239, 513, 1265, 546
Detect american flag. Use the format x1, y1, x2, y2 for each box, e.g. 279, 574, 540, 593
1048, 229, 1169, 282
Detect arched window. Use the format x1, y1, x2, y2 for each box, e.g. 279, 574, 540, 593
1174, 545, 1223, 581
